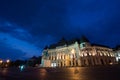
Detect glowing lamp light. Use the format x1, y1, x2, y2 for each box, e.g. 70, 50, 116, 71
20, 65, 25, 71
84, 53, 87, 56
81, 54, 83, 57
51, 63, 56, 67
100, 53, 102, 56
89, 53, 91, 56
6, 59, 10, 63
70, 54, 73, 58
21, 65, 24, 69
71, 49, 75, 54
0, 60, 3, 64
109, 62, 113, 65
92, 53, 96, 56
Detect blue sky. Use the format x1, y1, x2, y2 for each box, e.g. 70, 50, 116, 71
0, 0, 120, 60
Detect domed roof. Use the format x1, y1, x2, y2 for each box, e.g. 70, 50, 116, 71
80, 36, 89, 43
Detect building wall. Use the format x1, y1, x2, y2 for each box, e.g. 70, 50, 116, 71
80, 46, 116, 66
114, 50, 120, 62
41, 42, 116, 67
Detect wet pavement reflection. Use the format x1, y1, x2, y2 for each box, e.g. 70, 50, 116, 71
0, 66, 120, 80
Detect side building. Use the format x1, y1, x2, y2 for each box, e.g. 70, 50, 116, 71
41, 37, 116, 67
114, 46, 120, 63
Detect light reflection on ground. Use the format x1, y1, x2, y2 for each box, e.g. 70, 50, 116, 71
2, 68, 8, 75
0, 66, 120, 80
39, 69, 47, 80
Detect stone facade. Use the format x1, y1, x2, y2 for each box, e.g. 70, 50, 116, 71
41, 37, 116, 67
114, 47, 120, 62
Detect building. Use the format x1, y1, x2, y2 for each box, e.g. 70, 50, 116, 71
41, 37, 116, 67
114, 46, 120, 62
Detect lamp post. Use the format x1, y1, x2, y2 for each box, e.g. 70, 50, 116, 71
5, 59, 10, 67
0, 60, 3, 67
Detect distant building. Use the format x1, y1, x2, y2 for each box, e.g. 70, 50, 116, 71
114, 46, 120, 62
41, 36, 116, 67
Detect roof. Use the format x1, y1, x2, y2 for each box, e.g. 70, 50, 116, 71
48, 38, 67, 49
66, 38, 80, 45
114, 45, 120, 50
91, 43, 110, 48
44, 37, 112, 49
47, 38, 79, 49
80, 36, 89, 43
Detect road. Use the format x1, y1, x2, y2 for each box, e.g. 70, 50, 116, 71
0, 66, 120, 80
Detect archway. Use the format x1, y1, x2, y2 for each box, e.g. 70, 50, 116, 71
61, 62, 63, 67
100, 59, 104, 65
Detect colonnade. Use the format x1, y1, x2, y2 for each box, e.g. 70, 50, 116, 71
42, 46, 116, 67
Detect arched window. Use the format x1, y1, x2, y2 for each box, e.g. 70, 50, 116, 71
64, 55, 66, 59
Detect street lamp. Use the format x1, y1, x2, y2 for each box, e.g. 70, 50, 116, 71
5, 59, 10, 67
6, 59, 10, 63
0, 60, 3, 64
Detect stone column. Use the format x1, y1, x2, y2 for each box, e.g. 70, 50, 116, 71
62, 61, 64, 67
86, 59, 89, 66
71, 60, 73, 66
91, 58, 95, 66
94, 57, 98, 65
74, 60, 76, 66
80, 57, 84, 66
78, 59, 82, 66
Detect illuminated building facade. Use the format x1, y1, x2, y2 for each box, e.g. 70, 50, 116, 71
114, 46, 120, 62
41, 37, 116, 67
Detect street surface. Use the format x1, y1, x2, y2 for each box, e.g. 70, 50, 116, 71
0, 66, 120, 80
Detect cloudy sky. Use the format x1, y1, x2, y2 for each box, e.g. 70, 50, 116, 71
0, 0, 120, 60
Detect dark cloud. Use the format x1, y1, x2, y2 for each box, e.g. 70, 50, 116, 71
0, 0, 40, 25
0, 0, 120, 60
0, 40, 26, 60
